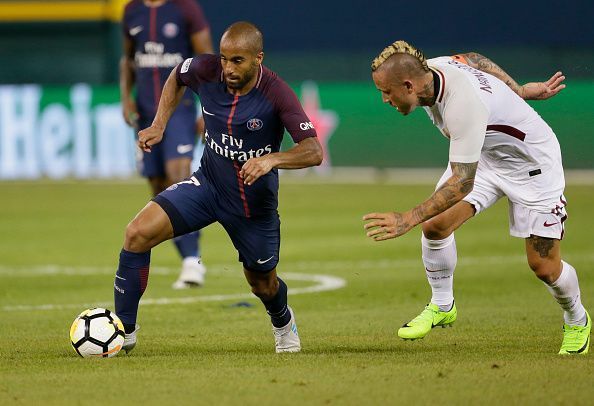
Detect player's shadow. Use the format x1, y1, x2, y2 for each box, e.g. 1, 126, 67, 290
116, 340, 458, 358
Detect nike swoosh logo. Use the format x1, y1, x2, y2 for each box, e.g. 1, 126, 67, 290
177, 144, 194, 154
543, 221, 560, 227
256, 256, 274, 265
202, 107, 215, 116
115, 275, 126, 281
129, 26, 143, 36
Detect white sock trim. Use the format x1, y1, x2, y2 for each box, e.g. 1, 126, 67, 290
421, 233, 455, 250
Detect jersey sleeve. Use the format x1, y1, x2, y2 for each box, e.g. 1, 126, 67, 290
270, 79, 317, 143
121, 4, 132, 39
451, 54, 469, 65
443, 80, 488, 163
175, 54, 219, 91
178, 0, 209, 34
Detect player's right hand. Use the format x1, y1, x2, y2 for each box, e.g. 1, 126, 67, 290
122, 98, 139, 127
138, 126, 164, 152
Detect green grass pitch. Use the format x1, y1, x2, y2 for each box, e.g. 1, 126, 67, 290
1, 179, 593, 405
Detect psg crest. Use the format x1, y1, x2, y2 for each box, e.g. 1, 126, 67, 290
247, 118, 263, 131
163, 23, 179, 38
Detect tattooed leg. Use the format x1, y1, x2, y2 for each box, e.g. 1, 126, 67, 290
526, 235, 588, 327
525, 235, 561, 284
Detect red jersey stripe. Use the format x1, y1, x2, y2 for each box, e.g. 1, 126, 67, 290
150, 7, 161, 112
486, 124, 526, 141
227, 95, 251, 218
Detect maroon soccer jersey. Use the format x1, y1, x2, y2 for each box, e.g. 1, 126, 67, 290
176, 54, 318, 217
122, 0, 208, 114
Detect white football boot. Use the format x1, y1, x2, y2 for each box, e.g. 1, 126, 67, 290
172, 257, 206, 289
122, 325, 140, 354
272, 306, 301, 353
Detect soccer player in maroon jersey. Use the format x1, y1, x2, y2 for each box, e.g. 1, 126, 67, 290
120, 0, 213, 289
114, 22, 323, 353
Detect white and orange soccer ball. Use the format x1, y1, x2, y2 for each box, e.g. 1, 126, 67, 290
69, 308, 125, 358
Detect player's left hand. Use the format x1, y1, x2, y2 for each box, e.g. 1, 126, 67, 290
363, 211, 414, 241
240, 156, 275, 186
519, 71, 566, 100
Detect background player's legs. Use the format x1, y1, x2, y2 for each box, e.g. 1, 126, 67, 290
146, 170, 203, 288
114, 202, 174, 333
525, 237, 587, 326
147, 176, 168, 197
163, 104, 204, 288
421, 201, 475, 310
166, 158, 201, 263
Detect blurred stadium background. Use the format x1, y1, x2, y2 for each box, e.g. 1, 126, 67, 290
1, 3, 594, 404
0, 0, 592, 179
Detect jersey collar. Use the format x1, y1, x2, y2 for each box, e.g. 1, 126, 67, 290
429, 67, 445, 104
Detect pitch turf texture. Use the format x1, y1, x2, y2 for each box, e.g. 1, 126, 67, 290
1, 179, 593, 405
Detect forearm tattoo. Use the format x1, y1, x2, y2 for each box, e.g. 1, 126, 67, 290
463, 52, 520, 94
527, 235, 556, 258
411, 162, 477, 224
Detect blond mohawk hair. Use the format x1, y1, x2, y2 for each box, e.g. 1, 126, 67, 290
371, 40, 428, 72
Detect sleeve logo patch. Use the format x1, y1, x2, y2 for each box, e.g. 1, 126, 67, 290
299, 121, 315, 130
247, 118, 263, 131
181, 58, 193, 73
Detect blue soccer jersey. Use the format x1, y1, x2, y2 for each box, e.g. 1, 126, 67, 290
175, 54, 318, 217
122, 0, 208, 115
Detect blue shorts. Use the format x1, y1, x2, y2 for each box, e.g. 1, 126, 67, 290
152, 170, 280, 272
138, 104, 197, 178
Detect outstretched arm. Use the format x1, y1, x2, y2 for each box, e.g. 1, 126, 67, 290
240, 137, 323, 186
137, 67, 186, 152
363, 161, 477, 241
457, 52, 566, 100
120, 36, 138, 127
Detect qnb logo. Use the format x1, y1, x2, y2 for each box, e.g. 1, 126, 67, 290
247, 118, 263, 131
300, 121, 315, 131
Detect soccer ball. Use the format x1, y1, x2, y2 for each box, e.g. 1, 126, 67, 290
69, 308, 125, 358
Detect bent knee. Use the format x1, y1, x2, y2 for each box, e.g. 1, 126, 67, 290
527, 257, 561, 284
124, 219, 158, 252
422, 218, 455, 240
249, 281, 278, 301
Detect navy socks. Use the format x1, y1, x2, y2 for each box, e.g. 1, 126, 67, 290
263, 277, 291, 328
173, 230, 200, 259
114, 249, 151, 326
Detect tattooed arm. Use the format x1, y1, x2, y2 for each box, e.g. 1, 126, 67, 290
364, 70, 487, 242
363, 162, 477, 241
457, 52, 566, 100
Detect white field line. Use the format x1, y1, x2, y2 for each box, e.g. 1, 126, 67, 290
1, 253, 594, 278
2, 253, 593, 312
0, 272, 346, 312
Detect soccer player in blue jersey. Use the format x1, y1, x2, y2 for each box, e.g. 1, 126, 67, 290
120, 0, 213, 289
114, 21, 323, 353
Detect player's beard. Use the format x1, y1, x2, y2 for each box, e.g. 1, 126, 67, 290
225, 65, 258, 90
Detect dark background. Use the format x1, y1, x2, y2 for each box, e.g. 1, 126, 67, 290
1, 0, 593, 84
